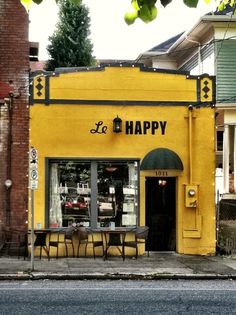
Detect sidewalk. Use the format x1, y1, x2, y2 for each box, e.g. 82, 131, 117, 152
1, 252, 236, 280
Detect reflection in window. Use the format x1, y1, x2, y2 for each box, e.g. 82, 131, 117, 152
97, 161, 138, 227
49, 160, 138, 228
49, 161, 91, 228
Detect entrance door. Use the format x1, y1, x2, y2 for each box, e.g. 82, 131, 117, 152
146, 177, 176, 251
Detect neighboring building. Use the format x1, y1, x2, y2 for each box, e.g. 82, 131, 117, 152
29, 41, 47, 72
0, 0, 29, 240
30, 60, 46, 73
137, 7, 236, 201
30, 64, 215, 256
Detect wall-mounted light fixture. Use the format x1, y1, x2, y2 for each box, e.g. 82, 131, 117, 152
5, 179, 12, 189
188, 188, 196, 197
113, 115, 122, 133
185, 185, 198, 208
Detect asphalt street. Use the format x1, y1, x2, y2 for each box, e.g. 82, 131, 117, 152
0, 279, 236, 315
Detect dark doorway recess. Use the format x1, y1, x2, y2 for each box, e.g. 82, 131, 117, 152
146, 177, 176, 251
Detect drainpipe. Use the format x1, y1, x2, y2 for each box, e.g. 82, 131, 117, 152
5, 94, 13, 226
188, 105, 193, 185
185, 36, 202, 75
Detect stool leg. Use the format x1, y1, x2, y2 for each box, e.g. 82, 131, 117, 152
77, 241, 80, 257
93, 245, 95, 259
65, 243, 68, 257
72, 243, 75, 257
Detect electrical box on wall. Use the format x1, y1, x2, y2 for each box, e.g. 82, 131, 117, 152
185, 185, 198, 208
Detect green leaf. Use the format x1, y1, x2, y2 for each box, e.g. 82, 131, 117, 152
139, 3, 158, 23
124, 10, 138, 25
20, 0, 33, 12
183, 0, 199, 8
69, 0, 81, 4
230, 0, 236, 7
160, 0, 172, 7
218, 2, 225, 10
131, 0, 140, 10
139, 4, 151, 22
33, 0, 43, 4
146, 0, 157, 6
150, 5, 158, 20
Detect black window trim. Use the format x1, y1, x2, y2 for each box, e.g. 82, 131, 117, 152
45, 157, 140, 228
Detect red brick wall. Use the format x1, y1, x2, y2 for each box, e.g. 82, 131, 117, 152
0, 0, 29, 234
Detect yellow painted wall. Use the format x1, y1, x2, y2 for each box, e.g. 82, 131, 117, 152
49, 68, 197, 101
30, 65, 216, 256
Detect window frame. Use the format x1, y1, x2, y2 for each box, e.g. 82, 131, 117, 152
45, 157, 140, 228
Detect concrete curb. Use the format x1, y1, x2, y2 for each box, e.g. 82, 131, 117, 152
0, 272, 236, 280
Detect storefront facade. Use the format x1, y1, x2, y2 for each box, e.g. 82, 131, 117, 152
30, 64, 216, 255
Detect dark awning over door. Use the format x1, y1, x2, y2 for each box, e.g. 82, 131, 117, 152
140, 148, 184, 171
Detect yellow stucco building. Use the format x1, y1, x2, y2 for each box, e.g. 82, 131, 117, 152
30, 63, 216, 256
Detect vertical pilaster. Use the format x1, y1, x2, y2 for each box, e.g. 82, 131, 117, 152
223, 124, 229, 193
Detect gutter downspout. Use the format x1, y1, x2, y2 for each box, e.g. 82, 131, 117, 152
188, 105, 193, 185
183, 104, 202, 238
185, 36, 202, 75
5, 94, 13, 226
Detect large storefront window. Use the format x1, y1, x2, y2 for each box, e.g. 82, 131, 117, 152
49, 161, 91, 228
97, 161, 138, 227
48, 160, 139, 228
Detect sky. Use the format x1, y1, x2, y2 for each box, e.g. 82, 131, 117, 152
29, 0, 217, 61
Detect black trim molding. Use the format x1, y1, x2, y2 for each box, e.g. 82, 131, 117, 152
30, 63, 216, 107
31, 99, 214, 107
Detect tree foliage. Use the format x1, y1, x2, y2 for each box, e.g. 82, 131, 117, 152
20, 0, 236, 24
45, 0, 95, 71
124, 0, 236, 24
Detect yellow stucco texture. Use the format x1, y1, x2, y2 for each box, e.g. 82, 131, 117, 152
34, 67, 199, 102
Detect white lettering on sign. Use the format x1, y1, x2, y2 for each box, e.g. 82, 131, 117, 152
30, 179, 38, 190
156, 171, 168, 176
30, 147, 38, 161
30, 168, 38, 180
